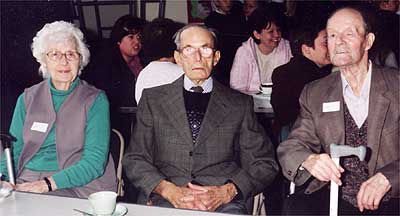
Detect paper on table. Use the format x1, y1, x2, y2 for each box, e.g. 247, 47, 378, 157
253, 93, 272, 109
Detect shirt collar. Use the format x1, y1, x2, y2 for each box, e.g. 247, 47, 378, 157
341, 61, 372, 98
183, 75, 213, 93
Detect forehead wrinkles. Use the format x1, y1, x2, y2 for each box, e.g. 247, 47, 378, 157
180, 27, 214, 47
327, 9, 365, 33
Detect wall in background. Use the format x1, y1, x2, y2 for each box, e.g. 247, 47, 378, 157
79, 0, 188, 38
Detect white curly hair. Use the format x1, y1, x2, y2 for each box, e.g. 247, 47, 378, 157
31, 21, 90, 78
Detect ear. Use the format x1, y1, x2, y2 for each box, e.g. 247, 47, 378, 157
364, 32, 375, 51
301, 44, 311, 56
253, 30, 261, 40
174, 50, 182, 66
213, 50, 221, 66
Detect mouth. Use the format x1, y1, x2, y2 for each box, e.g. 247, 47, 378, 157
58, 70, 71, 74
335, 51, 348, 55
192, 67, 205, 71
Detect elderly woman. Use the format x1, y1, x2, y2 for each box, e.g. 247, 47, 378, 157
0, 21, 116, 198
230, 7, 292, 93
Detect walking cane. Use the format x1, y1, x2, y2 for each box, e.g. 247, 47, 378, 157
329, 144, 366, 216
0, 134, 16, 185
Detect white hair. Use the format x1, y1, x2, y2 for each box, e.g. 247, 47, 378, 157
31, 21, 90, 78
173, 23, 218, 50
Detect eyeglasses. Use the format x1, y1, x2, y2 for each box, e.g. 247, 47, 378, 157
179, 46, 215, 58
46, 50, 80, 62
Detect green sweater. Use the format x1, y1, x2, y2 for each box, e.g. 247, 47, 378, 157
0, 78, 110, 189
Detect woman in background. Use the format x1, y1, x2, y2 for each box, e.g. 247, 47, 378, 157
230, 7, 292, 93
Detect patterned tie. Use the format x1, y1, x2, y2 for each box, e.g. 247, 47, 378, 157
190, 86, 204, 93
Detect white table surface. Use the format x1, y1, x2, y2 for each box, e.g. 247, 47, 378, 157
0, 191, 233, 216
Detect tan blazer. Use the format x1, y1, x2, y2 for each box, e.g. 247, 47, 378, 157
277, 66, 399, 198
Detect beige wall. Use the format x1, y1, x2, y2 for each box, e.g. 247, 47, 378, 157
78, 0, 188, 37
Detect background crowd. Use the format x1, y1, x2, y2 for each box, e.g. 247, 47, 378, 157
0, 0, 399, 215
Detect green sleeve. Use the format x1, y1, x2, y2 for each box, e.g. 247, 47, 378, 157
52, 92, 110, 189
1, 93, 26, 180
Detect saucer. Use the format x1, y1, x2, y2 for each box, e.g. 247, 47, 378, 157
88, 204, 127, 216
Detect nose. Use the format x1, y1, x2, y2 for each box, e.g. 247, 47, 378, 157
193, 49, 202, 62
59, 54, 68, 65
335, 33, 345, 45
274, 30, 281, 38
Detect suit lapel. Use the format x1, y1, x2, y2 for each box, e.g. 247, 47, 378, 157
196, 82, 230, 147
160, 77, 193, 145
367, 67, 390, 174
323, 72, 345, 151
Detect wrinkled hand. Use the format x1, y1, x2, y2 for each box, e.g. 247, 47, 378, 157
357, 172, 391, 212
0, 180, 15, 190
16, 180, 48, 193
15, 176, 56, 193
302, 153, 344, 185
154, 180, 207, 210
186, 182, 237, 211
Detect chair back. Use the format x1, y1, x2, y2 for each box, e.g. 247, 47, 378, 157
111, 128, 125, 196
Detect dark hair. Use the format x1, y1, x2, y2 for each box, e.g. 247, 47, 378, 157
141, 18, 184, 66
289, 21, 326, 57
328, 5, 374, 35
247, 7, 283, 44
110, 15, 147, 44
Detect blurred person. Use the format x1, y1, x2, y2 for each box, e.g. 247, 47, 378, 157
271, 22, 332, 138
371, 0, 399, 68
205, 0, 249, 86
83, 15, 147, 144
230, 7, 292, 93
0, 21, 116, 198
135, 18, 185, 103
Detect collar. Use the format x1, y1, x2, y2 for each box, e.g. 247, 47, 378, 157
48, 77, 79, 96
183, 75, 213, 93
341, 61, 372, 98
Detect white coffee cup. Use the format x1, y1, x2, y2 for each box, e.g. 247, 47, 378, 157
88, 191, 117, 215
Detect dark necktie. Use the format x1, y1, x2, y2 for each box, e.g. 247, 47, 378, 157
190, 86, 204, 93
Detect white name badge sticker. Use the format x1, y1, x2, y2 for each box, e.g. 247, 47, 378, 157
31, 122, 48, 133
323, 101, 340, 113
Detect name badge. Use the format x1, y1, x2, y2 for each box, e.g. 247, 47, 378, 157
323, 101, 340, 113
31, 122, 48, 133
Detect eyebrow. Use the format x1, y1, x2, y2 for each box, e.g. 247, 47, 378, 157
182, 43, 214, 48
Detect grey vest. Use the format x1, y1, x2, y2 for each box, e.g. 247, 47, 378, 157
18, 80, 117, 194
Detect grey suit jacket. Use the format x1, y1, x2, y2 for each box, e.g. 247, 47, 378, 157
122, 76, 278, 200
277, 66, 399, 198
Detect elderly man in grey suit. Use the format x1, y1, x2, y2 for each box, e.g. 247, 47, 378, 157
278, 6, 399, 215
122, 24, 278, 214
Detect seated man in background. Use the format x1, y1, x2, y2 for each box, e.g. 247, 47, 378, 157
135, 18, 184, 104
278, 6, 399, 215
271, 21, 332, 138
123, 24, 278, 214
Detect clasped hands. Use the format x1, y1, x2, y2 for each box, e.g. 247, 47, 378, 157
155, 180, 237, 211
302, 153, 391, 212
